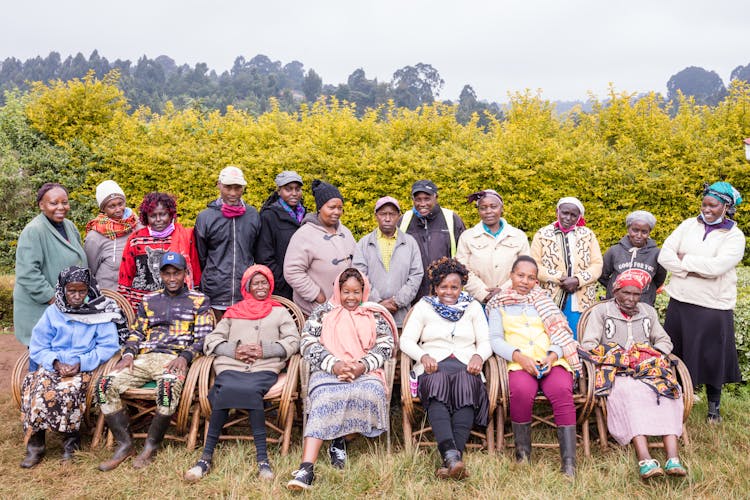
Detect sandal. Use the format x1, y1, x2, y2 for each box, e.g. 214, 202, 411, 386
664, 457, 687, 477
184, 459, 211, 482
638, 459, 664, 480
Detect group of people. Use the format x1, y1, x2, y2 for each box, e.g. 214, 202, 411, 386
13, 167, 745, 487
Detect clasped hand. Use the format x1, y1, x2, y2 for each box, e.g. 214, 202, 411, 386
53, 360, 80, 377
420, 354, 483, 375
333, 360, 365, 382
235, 343, 263, 364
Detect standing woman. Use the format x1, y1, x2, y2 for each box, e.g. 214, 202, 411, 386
14, 183, 87, 347
456, 189, 530, 303
118, 192, 201, 312
400, 258, 492, 480
84, 180, 139, 291
283, 180, 356, 316
599, 210, 666, 305
21, 266, 120, 467
256, 171, 306, 300
658, 182, 745, 423
530, 197, 603, 339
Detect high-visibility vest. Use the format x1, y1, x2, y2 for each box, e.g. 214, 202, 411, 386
399, 207, 457, 257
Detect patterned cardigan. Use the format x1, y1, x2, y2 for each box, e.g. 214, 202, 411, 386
300, 302, 394, 375
530, 223, 603, 312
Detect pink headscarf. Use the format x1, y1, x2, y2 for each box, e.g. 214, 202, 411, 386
319, 269, 398, 387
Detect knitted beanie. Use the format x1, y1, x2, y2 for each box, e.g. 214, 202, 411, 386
96, 180, 126, 209
312, 179, 343, 211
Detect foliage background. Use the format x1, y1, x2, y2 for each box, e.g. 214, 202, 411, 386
1, 73, 750, 377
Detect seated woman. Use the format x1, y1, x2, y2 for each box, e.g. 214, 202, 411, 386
287, 268, 396, 491
487, 255, 581, 477
21, 266, 120, 468
400, 257, 492, 480
184, 265, 300, 482
580, 269, 686, 480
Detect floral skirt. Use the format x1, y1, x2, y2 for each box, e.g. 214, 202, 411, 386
304, 371, 388, 440
21, 367, 92, 434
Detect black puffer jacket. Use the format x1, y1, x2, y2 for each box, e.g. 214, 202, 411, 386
256, 194, 306, 300
194, 200, 261, 308
599, 236, 667, 305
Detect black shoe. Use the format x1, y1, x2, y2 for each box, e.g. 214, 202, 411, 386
707, 401, 722, 424
441, 449, 467, 480
329, 437, 347, 469
61, 432, 81, 461
20, 430, 46, 469
287, 465, 315, 490
512, 421, 532, 464
258, 461, 274, 481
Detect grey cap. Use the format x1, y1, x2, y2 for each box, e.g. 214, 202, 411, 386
275, 170, 303, 187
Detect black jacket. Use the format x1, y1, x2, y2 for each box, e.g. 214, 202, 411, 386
256, 194, 305, 300
194, 200, 261, 308
402, 204, 466, 301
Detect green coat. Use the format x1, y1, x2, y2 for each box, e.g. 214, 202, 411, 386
13, 214, 87, 345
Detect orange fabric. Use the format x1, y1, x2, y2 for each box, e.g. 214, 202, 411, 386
169, 223, 201, 288
224, 265, 282, 320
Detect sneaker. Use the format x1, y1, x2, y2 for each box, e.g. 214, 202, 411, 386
329, 438, 347, 469
287, 466, 315, 490
638, 459, 664, 480
258, 461, 274, 481
664, 457, 687, 477
184, 459, 211, 482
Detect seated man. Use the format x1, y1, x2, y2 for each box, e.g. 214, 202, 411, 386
97, 252, 214, 471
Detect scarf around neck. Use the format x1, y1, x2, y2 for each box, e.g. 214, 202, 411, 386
217, 198, 247, 218
223, 265, 282, 320
487, 285, 582, 373
422, 292, 474, 322
85, 208, 138, 239
278, 198, 305, 224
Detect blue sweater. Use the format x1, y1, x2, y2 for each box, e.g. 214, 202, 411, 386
30, 306, 120, 372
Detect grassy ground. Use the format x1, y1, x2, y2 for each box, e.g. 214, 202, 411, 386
1, 385, 748, 499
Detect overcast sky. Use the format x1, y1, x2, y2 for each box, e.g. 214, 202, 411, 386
2, 0, 748, 102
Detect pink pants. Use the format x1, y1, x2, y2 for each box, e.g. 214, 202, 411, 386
508, 366, 576, 426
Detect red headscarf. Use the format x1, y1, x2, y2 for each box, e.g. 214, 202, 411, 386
223, 265, 282, 320
613, 268, 652, 292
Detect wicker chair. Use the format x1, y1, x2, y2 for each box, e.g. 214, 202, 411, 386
299, 307, 399, 453
196, 295, 304, 456
577, 300, 694, 451
399, 308, 499, 453
12, 289, 134, 431
493, 355, 597, 457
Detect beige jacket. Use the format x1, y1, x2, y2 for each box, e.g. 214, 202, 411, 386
530, 224, 603, 311
203, 307, 300, 375
580, 300, 673, 354
456, 221, 530, 302
658, 217, 745, 310
400, 300, 492, 376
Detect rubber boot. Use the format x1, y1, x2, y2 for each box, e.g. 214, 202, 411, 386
20, 430, 46, 468
132, 413, 172, 469
512, 421, 532, 463
61, 431, 81, 461
98, 410, 135, 471
557, 425, 577, 477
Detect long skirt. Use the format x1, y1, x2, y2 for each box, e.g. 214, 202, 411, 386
21, 367, 92, 434
304, 371, 388, 440
209, 370, 278, 410
418, 357, 489, 427
606, 376, 683, 446
663, 298, 741, 387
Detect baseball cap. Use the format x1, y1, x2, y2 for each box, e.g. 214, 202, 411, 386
274, 170, 304, 187
411, 180, 438, 196
160, 251, 187, 271
218, 166, 247, 186
374, 196, 401, 213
